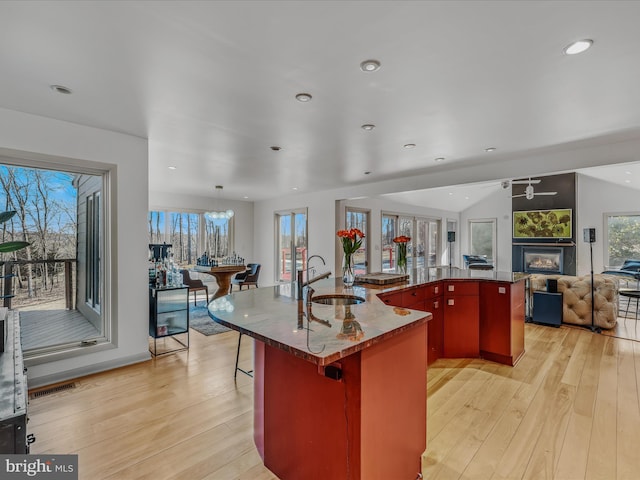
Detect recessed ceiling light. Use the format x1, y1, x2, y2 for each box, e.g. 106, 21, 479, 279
270, 146, 281, 151
434, 157, 445, 162
625, 179, 632, 183
361, 124, 376, 131
448, 192, 454, 196
403, 143, 416, 149
625, 170, 632, 175
295, 93, 312, 102
360, 59, 381, 72
485, 147, 497, 152
50, 84, 72, 95
292, 187, 298, 191
168, 166, 177, 170
243, 196, 249, 199
465, 196, 470, 200
563, 39, 593, 55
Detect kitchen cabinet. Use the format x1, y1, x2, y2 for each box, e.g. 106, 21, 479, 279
443, 281, 480, 358
479, 281, 525, 366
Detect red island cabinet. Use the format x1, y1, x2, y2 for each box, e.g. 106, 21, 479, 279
479, 281, 525, 366
424, 282, 443, 365
443, 281, 479, 358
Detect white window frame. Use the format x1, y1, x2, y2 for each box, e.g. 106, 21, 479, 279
468, 218, 497, 266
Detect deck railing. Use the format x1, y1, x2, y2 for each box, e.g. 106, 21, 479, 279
1, 259, 77, 310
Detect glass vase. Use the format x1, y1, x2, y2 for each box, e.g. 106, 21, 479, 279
342, 254, 355, 287
397, 244, 407, 274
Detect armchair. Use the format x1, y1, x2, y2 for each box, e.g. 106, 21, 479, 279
231, 263, 261, 292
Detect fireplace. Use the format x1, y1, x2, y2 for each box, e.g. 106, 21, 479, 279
523, 248, 563, 274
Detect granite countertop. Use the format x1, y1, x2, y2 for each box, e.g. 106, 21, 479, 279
208, 278, 431, 366
208, 268, 528, 366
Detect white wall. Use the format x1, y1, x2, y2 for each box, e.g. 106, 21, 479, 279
149, 192, 254, 261
577, 174, 640, 275
253, 189, 459, 287
460, 188, 514, 272
0, 107, 149, 386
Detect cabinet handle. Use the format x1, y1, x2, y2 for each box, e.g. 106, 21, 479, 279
434, 286, 439, 294
448, 285, 455, 292
447, 299, 455, 306
434, 301, 439, 309
412, 291, 418, 296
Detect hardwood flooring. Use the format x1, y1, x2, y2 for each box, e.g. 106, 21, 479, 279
28, 323, 640, 479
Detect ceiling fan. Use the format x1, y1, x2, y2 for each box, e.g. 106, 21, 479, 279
510, 178, 557, 200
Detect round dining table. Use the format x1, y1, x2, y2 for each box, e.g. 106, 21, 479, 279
194, 265, 247, 301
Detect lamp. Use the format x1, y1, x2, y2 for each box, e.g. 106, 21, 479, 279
205, 185, 234, 220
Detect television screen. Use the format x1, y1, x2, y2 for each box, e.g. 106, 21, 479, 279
513, 209, 572, 239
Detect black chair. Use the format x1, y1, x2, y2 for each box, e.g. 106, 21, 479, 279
180, 269, 209, 305
231, 263, 261, 292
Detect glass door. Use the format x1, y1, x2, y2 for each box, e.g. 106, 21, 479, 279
346, 207, 369, 275
275, 209, 308, 283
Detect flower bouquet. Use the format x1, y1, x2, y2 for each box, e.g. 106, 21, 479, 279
337, 228, 365, 287
393, 235, 410, 273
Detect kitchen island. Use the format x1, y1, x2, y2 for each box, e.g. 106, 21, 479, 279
209, 268, 527, 480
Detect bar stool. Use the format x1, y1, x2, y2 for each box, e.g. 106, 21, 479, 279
619, 289, 640, 321
235, 333, 253, 379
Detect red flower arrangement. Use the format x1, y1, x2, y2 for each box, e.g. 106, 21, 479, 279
337, 228, 365, 256
393, 235, 411, 244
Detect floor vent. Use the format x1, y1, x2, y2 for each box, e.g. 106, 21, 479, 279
30, 382, 76, 399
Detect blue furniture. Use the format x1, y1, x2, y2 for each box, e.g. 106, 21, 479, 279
462, 255, 494, 270
532, 291, 563, 327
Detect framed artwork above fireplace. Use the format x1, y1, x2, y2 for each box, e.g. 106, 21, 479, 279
513, 209, 572, 239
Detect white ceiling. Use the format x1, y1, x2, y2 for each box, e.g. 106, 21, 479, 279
2, 1, 640, 203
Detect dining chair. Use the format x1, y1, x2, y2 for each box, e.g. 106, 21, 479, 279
180, 269, 209, 305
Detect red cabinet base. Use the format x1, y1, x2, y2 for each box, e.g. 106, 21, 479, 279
253, 322, 427, 480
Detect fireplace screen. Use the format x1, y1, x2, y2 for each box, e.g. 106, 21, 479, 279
523, 248, 563, 274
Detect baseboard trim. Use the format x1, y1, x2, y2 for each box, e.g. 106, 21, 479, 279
26, 352, 151, 389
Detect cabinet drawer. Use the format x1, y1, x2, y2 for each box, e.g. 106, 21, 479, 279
424, 282, 442, 299
402, 286, 425, 306
444, 281, 479, 296
155, 288, 188, 313
378, 291, 403, 307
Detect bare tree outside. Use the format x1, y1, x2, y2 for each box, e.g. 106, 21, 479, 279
0, 164, 77, 307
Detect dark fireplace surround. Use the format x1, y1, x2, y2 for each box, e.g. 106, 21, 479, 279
511, 173, 576, 276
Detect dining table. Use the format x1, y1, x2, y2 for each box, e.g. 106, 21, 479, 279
194, 264, 247, 301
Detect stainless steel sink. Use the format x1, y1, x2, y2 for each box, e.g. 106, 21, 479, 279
311, 294, 365, 306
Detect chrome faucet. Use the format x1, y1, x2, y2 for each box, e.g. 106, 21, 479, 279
296, 254, 330, 301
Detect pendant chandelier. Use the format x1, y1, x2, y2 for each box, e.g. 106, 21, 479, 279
205, 185, 234, 220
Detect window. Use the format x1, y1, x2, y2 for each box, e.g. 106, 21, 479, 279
148, 210, 224, 267
606, 213, 640, 268
275, 209, 307, 283
382, 213, 440, 271
469, 219, 497, 264
0, 163, 109, 356
346, 208, 369, 275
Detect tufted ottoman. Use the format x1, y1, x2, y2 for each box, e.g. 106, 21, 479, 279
529, 274, 619, 329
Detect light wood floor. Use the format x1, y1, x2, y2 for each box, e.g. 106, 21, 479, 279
28, 322, 640, 480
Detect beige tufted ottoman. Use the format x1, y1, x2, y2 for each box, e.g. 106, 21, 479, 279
529, 274, 619, 329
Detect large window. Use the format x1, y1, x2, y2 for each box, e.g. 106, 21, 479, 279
346, 207, 369, 275
469, 218, 497, 264
382, 213, 440, 271
0, 163, 109, 356
606, 213, 640, 267
148, 210, 220, 267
